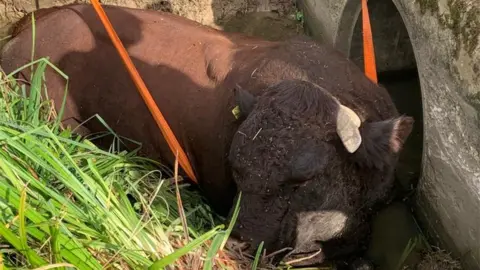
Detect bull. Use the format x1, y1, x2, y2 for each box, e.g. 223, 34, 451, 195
0, 4, 414, 268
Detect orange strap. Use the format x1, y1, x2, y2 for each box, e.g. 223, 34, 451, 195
361, 0, 378, 83
89, 0, 198, 183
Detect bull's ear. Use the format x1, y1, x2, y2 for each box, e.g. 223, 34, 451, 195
234, 84, 257, 118
389, 116, 414, 153
353, 116, 414, 168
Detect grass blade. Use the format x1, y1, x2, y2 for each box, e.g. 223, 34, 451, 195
149, 226, 224, 269
203, 232, 226, 270
0, 222, 47, 266
19, 185, 41, 267
252, 241, 264, 270
220, 192, 242, 251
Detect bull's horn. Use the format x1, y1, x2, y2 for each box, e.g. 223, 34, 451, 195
336, 104, 362, 153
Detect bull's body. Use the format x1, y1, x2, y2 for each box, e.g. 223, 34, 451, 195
1, 4, 413, 268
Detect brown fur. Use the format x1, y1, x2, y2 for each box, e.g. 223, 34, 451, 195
0, 4, 414, 268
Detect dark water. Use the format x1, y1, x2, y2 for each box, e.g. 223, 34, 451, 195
365, 69, 427, 270
380, 68, 424, 189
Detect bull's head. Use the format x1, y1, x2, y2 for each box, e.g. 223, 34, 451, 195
227, 79, 413, 266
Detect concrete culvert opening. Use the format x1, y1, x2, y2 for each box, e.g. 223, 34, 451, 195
346, 1, 459, 269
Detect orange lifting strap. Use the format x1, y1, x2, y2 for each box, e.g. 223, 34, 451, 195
361, 0, 378, 83
90, 0, 198, 184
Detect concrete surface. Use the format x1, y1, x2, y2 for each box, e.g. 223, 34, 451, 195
299, 0, 480, 269
349, 0, 417, 73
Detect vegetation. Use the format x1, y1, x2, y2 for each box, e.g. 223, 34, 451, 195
0, 56, 248, 269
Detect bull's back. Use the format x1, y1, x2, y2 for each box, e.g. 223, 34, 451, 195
1, 4, 236, 84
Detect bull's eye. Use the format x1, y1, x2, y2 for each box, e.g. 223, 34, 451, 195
290, 151, 317, 181
289, 142, 333, 183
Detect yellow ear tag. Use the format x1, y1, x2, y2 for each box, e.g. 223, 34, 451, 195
232, 105, 241, 119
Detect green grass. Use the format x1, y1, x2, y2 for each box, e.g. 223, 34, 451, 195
0, 55, 242, 269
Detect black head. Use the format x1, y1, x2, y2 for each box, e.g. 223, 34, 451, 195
227, 79, 413, 266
